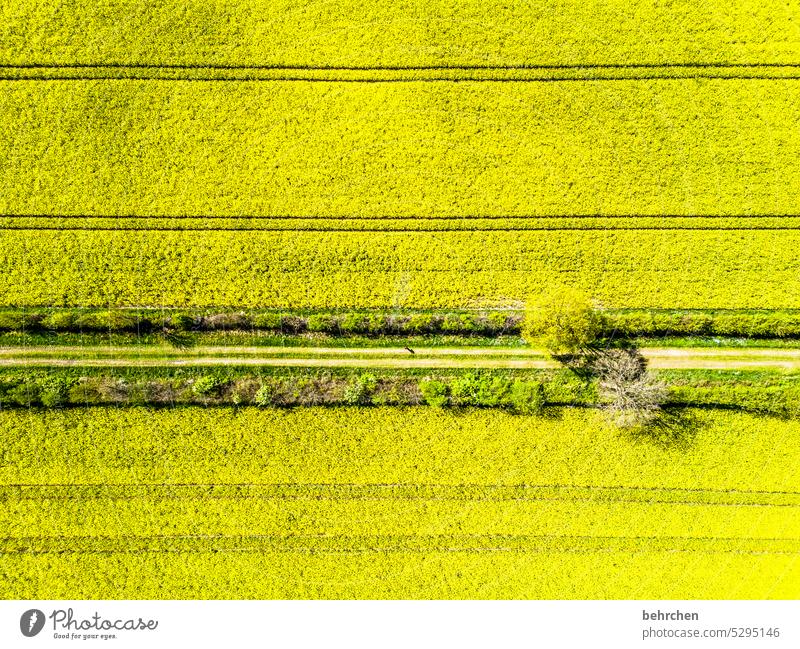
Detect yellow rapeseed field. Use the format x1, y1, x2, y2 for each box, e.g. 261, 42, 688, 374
1, 407, 798, 598
0, 229, 798, 308
3, 0, 799, 67
2, 4, 800, 309
2, 0, 799, 603
2, 80, 800, 217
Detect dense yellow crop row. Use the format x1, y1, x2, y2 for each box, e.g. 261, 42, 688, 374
2, 80, 800, 217
3, 65, 800, 83
0, 229, 798, 308
4, 0, 799, 604
2, 407, 799, 598
1, 216, 798, 231
3, 0, 799, 67
7, 552, 799, 599
4, 497, 796, 540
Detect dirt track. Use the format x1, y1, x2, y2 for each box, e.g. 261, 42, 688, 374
1, 346, 799, 370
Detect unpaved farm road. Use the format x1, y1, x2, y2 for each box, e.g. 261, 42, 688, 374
1, 346, 799, 370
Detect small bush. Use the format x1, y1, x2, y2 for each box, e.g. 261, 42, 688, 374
203, 313, 251, 330
168, 313, 197, 331
771, 314, 800, 338
192, 375, 225, 397
508, 380, 545, 414
419, 379, 449, 407
6, 382, 41, 407
441, 314, 468, 334
406, 314, 441, 334
252, 313, 283, 330
41, 312, 78, 330
343, 374, 378, 405
450, 372, 510, 407
0, 311, 44, 331
484, 312, 516, 334
254, 383, 276, 407
383, 314, 409, 334
40, 377, 73, 408
76, 311, 138, 332
338, 313, 372, 334
678, 313, 713, 335
67, 380, 106, 405
307, 314, 339, 333
605, 312, 654, 337
649, 312, 682, 335
366, 314, 388, 334
280, 315, 307, 333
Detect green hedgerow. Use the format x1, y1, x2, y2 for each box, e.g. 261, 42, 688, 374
251, 313, 284, 330
168, 313, 197, 331
450, 372, 510, 407
41, 311, 77, 331
307, 314, 339, 333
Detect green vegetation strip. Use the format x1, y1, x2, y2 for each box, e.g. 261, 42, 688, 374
8, 307, 800, 348
0, 345, 546, 357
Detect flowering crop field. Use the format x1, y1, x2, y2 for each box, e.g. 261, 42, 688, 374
3, 2, 800, 310
2, 0, 798, 67
0, 229, 798, 308
2, 80, 800, 217
2, 78, 799, 309
2, 0, 800, 604
1, 407, 799, 599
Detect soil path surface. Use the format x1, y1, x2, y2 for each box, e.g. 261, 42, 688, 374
1, 346, 799, 369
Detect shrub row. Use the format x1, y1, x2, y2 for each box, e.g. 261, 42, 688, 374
667, 385, 800, 417
3, 308, 800, 339
0, 372, 582, 413
4, 371, 796, 416
605, 310, 800, 339
0, 309, 521, 337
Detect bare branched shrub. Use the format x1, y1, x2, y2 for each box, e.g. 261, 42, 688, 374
594, 349, 667, 429
203, 312, 251, 330
97, 378, 131, 402
593, 348, 646, 383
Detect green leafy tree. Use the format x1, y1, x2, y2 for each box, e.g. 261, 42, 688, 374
523, 287, 605, 354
